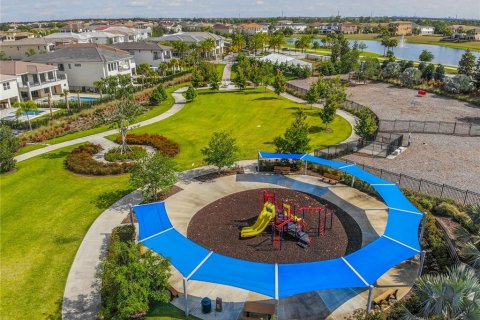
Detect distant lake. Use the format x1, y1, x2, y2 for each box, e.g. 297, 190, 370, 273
286, 38, 480, 67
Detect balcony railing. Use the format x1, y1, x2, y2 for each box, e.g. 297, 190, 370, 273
18, 78, 65, 88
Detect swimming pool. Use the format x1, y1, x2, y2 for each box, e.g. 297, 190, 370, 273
22, 110, 45, 116
70, 96, 98, 103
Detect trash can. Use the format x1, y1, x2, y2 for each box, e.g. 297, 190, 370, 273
215, 297, 222, 312
201, 297, 211, 314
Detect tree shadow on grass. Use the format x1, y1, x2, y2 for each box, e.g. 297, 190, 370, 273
92, 189, 134, 210
40, 150, 70, 160
309, 125, 327, 134
252, 97, 279, 101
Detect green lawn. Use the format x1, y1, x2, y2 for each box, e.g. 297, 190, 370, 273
124, 88, 352, 170
0, 146, 131, 319
215, 63, 226, 76
17, 84, 186, 155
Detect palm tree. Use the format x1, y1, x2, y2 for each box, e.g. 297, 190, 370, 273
14, 100, 38, 131
169, 58, 179, 74
200, 38, 216, 59
61, 89, 70, 110
415, 264, 480, 319
93, 78, 107, 99
171, 40, 188, 59
231, 33, 246, 54
158, 63, 168, 77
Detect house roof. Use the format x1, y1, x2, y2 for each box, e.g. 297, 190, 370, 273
238, 23, 266, 29
0, 74, 17, 82
0, 37, 53, 47
259, 53, 312, 68
27, 43, 132, 63
148, 32, 224, 43
111, 41, 171, 51
0, 60, 56, 75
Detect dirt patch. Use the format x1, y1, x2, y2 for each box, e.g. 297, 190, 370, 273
187, 188, 362, 263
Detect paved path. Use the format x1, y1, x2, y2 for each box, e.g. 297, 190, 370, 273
15, 87, 188, 163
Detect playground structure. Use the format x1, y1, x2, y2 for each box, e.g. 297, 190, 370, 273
240, 190, 334, 249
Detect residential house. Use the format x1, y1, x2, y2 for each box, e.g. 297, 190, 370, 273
162, 22, 182, 33
339, 22, 358, 34
111, 42, 172, 68
0, 31, 35, 42
149, 32, 225, 58
182, 22, 214, 32
44, 32, 92, 45
416, 26, 435, 35
273, 22, 308, 33
0, 38, 55, 60
388, 21, 413, 36
213, 24, 235, 35
0, 60, 68, 101
449, 25, 480, 41
28, 43, 135, 91
319, 23, 339, 34
61, 22, 86, 33
0, 74, 20, 108
238, 23, 268, 35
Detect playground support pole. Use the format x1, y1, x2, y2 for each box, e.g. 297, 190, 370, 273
367, 285, 374, 312
418, 251, 426, 277
128, 203, 134, 227
257, 151, 260, 173
183, 278, 189, 317
304, 161, 307, 175
351, 176, 355, 188
419, 213, 427, 242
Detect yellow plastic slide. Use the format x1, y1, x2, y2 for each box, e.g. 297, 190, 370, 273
240, 202, 276, 238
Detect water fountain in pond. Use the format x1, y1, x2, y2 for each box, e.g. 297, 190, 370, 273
399, 35, 407, 48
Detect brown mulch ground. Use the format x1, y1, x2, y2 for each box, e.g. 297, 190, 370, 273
187, 188, 362, 263
122, 185, 183, 224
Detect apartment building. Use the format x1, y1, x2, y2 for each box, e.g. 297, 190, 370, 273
0, 38, 55, 60
0, 74, 20, 108
389, 21, 413, 36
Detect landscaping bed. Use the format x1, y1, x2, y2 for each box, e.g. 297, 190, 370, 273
104, 146, 147, 162
187, 188, 362, 263
66, 144, 134, 175
117, 133, 180, 157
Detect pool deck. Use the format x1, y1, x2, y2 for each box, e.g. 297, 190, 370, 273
0, 107, 61, 122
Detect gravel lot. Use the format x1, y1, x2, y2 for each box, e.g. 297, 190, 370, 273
347, 82, 480, 124
342, 134, 480, 193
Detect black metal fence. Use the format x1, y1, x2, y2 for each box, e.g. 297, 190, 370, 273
379, 119, 480, 137
314, 133, 404, 159
341, 159, 480, 206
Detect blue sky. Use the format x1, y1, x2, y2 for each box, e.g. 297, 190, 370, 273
3, 0, 480, 22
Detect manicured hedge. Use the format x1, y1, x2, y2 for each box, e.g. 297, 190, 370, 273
116, 134, 180, 157
65, 143, 134, 175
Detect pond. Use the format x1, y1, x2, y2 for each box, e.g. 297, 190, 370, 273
286, 38, 480, 67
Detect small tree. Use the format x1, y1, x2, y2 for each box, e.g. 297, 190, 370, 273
319, 98, 337, 130
233, 67, 247, 91
383, 62, 401, 79
434, 64, 446, 82
93, 78, 107, 100
421, 63, 436, 81
61, 89, 70, 110
0, 125, 19, 173
305, 84, 319, 107
473, 57, 480, 92
25, 48, 36, 57
273, 70, 286, 95
149, 85, 167, 106
273, 109, 310, 154
354, 109, 377, 139
419, 50, 434, 62
130, 152, 177, 202
13, 100, 38, 131
201, 131, 239, 173
185, 85, 197, 101
209, 69, 221, 90
458, 49, 476, 76
107, 100, 144, 153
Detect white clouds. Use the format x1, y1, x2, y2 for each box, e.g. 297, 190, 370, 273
2, 0, 479, 22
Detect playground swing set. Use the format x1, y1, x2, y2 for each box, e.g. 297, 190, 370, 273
240, 190, 334, 249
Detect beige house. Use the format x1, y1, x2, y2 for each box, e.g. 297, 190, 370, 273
238, 23, 268, 35
0, 38, 55, 60
340, 22, 358, 34
0, 74, 20, 108
0, 61, 68, 101
389, 21, 413, 36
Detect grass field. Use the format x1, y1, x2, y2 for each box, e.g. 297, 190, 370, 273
17, 84, 186, 155
146, 302, 200, 319
0, 146, 131, 319
125, 88, 352, 170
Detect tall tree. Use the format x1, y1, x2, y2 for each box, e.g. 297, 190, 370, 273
13, 100, 37, 131
93, 78, 107, 100
233, 67, 247, 91
458, 49, 476, 76
107, 100, 144, 153
201, 131, 239, 173
200, 38, 216, 59
305, 84, 319, 107
231, 33, 246, 53
354, 109, 377, 138
473, 57, 480, 92
434, 64, 446, 82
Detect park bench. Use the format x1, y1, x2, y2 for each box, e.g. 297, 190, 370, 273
321, 173, 341, 185
242, 301, 275, 319
168, 286, 179, 301
372, 288, 398, 309
273, 166, 291, 175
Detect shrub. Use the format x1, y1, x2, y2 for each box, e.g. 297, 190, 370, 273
110, 225, 136, 247
0, 125, 19, 173
401, 67, 422, 86
433, 202, 461, 217
115, 134, 180, 157
424, 213, 452, 273
104, 146, 147, 162
383, 62, 401, 79
65, 143, 134, 175
443, 74, 474, 94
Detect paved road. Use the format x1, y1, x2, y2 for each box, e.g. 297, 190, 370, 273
15, 87, 188, 163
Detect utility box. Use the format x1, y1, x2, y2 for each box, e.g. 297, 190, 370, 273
215, 297, 223, 312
